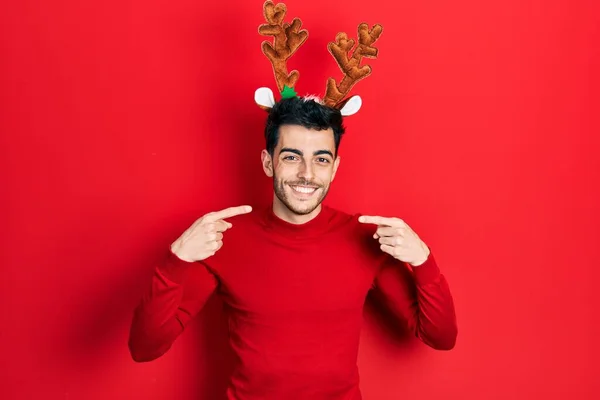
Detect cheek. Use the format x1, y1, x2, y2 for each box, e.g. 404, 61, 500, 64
317, 166, 335, 181
274, 163, 295, 178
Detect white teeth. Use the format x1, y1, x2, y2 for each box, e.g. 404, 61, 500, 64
291, 186, 317, 194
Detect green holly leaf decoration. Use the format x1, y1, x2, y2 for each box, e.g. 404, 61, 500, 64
281, 85, 297, 99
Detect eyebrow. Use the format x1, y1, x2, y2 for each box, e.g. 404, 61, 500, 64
280, 147, 334, 158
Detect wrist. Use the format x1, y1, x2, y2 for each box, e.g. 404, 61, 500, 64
410, 249, 441, 284
170, 241, 195, 263
157, 244, 196, 283
409, 243, 430, 267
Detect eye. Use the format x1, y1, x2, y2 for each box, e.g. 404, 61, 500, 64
317, 157, 330, 163
283, 155, 298, 161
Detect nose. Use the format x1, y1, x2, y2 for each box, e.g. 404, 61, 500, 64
297, 159, 314, 181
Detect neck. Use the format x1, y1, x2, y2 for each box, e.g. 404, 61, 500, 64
272, 194, 322, 225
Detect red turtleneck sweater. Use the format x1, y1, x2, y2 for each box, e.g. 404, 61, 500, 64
128, 204, 457, 399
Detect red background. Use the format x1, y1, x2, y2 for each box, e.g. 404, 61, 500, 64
2, 0, 599, 399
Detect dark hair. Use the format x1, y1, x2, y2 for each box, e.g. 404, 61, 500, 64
264, 97, 346, 156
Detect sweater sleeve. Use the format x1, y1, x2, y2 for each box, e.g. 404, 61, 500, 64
370, 251, 458, 350
128, 247, 218, 362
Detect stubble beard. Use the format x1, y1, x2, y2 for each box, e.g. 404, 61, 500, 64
273, 173, 330, 216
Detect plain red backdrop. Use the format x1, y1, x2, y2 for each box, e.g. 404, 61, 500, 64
1, 0, 599, 399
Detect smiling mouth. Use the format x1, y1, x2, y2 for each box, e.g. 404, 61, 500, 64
290, 185, 318, 195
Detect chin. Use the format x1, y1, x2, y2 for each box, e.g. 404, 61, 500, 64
283, 187, 325, 215
287, 201, 319, 215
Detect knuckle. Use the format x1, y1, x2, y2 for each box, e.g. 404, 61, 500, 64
204, 223, 215, 232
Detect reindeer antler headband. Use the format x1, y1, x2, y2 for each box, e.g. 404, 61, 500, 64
254, 0, 383, 116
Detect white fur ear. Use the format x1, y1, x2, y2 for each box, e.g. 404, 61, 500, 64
339, 95, 362, 116
255, 87, 276, 109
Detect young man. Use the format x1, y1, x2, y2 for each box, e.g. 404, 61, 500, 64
128, 97, 458, 400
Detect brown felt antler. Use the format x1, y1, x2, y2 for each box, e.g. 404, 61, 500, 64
258, 1, 308, 94
323, 23, 383, 108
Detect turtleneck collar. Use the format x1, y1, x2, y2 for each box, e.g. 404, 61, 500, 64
260, 203, 336, 241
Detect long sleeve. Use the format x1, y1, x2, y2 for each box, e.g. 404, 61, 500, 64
370, 251, 458, 350
128, 247, 218, 362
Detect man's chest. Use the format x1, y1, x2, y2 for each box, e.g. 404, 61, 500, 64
208, 236, 379, 314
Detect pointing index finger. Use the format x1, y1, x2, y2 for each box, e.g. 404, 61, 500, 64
205, 205, 252, 222
358, 215, 404, 227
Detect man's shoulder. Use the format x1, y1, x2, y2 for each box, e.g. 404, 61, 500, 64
323, 205, 372, 235
322, 205, 357, 223
323, 205, 386, 260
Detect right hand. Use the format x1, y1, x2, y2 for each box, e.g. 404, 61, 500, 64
170, 205, 252, 262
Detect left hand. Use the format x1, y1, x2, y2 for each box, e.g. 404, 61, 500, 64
358, 215, 431, 266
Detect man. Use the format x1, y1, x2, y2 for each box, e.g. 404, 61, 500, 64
128, 96, 458, 400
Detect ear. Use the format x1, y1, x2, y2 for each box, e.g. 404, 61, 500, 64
331, 155, 341, 182
338, 95, 362, 116
261, 149, 274, 177
255, 87, 276, 111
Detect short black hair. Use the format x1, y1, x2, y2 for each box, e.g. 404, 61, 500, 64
264, 97, 346, 156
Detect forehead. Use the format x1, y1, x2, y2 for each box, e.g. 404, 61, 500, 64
277, 124, 335, 151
